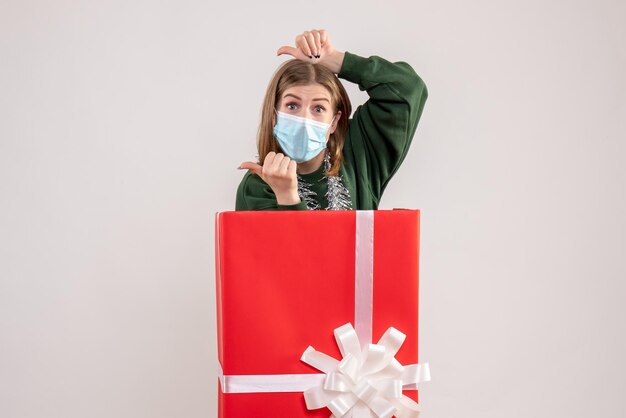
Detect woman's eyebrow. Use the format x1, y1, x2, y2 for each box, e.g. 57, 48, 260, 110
283, 93, 330, 103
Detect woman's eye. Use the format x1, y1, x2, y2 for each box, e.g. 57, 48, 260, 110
314, 106, 325, 113
286, 103, 298, 110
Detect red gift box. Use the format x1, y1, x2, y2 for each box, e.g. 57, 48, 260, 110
215, 210, 428, 417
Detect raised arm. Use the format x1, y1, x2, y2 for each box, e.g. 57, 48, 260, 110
339, 52, 428, 203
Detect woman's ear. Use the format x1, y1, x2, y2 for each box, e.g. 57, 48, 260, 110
330, 110, 342, 134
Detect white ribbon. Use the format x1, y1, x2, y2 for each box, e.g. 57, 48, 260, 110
354, 210, 375, 346
218, 211, 431, 417
218, 363, 325, 393
301, 323, 430, 418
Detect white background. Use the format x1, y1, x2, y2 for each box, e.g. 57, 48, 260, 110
1, 0, 625, 417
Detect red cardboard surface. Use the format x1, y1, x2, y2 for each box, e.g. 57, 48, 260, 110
215, 210, 421, 417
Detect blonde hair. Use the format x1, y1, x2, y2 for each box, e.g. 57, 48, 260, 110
256, 59, 352, 176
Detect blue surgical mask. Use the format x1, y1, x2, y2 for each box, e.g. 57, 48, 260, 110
272, 110, 335, 163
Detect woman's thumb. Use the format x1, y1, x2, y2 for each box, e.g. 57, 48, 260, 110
239, 161, 263, 177
276, 46, 299, 58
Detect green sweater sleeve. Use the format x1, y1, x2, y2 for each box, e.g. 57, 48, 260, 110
339, 51, 428, 204
235, 171, 309, 211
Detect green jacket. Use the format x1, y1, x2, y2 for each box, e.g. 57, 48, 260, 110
235, 51, 428, 211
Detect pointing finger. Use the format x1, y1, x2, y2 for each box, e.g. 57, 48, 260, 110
277, 45, 300, 58
239, 161, 263, 177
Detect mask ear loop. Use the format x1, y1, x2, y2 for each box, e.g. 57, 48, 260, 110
328, 113, 337, 134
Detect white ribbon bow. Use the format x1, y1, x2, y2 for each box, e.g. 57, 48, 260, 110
301, 323, 431, 418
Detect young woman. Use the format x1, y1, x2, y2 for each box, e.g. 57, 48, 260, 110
236, 29, 428, 211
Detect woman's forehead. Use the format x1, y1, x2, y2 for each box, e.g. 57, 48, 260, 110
281, 84, 331, 101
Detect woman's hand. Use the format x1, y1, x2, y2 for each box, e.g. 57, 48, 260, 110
239, 152, 300, 205
277, 29, 345, 74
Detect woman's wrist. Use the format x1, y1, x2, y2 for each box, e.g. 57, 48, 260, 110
322, 51, 345, 74
276, 191, 301, 205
